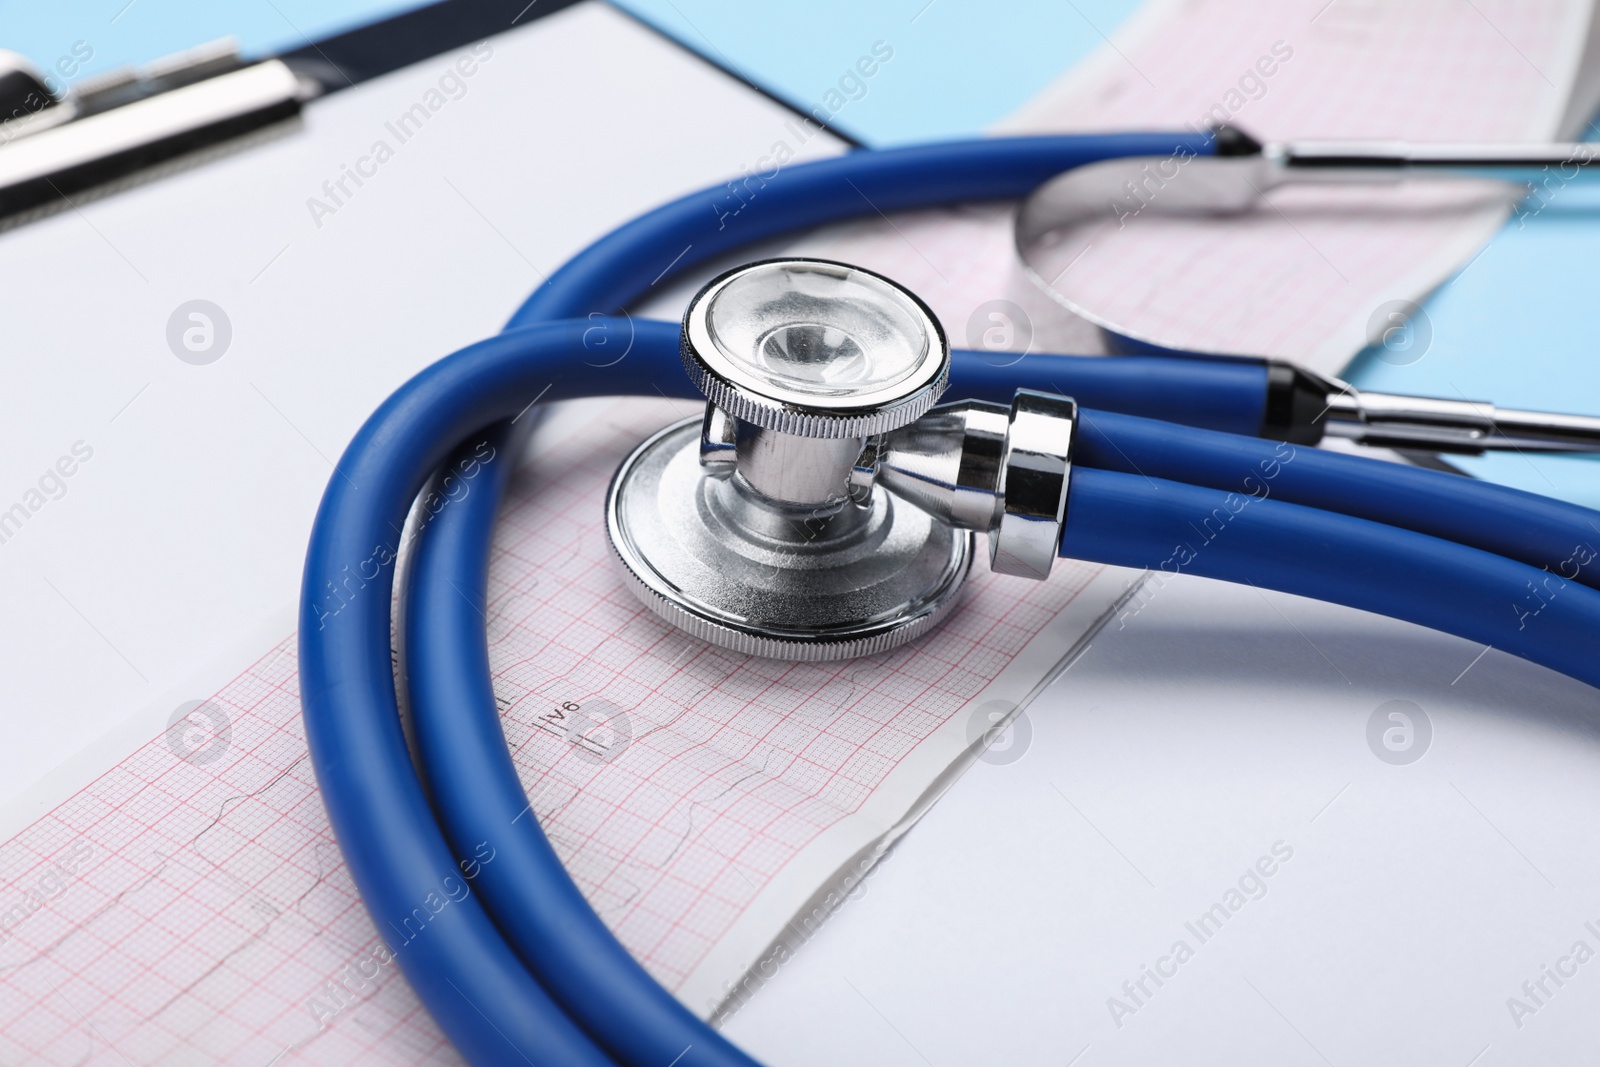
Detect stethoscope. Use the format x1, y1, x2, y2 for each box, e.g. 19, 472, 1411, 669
298, 131, 1600, 1067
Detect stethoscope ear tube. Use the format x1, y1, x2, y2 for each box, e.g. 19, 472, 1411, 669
506, 133, 1217, 330
318, 321, 1600, 1067
1072, 408, 1600, 594
1060, 465, 1600, 689
300, 322, 696, 1067
404, 420, 767, 1067
301, 132, 1600, 1067
949, 348, 1270, 437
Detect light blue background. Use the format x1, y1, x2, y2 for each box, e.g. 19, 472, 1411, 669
5, 0, 1596, 501
612, 0, 1600, 504
0, 0, 432, 86
606, 0, 1144, 145
1, 0, 1144, 144
1340, 173, 1600, 503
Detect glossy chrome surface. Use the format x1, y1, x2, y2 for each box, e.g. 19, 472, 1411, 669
991, 391, 1078, 580
1272, 139, 1600, 184
607, 418, 973, 662
1322, 384, 1600, 453
610, 259, 1082, 660
1014, 129, 1600, 456
879, 401, 1010, 533
0, 41, 316, 222
682, 259, 949, 439
878, 391, 1077, 579
1015, 132, 1600, 260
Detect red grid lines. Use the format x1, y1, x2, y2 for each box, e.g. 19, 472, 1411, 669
0, 400, 1103, 1063
483, 401, 1101, 994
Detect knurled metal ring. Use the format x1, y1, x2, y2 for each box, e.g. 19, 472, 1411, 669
681, 258, 950, 440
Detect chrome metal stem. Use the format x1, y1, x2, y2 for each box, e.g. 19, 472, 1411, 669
877, 402, 1009, 532
1322, 387, 1600, 453
1485, 406, 1600, 452
731, 420, 864, 509
1271, 139, 1600, 185
878, 391, 1078, 580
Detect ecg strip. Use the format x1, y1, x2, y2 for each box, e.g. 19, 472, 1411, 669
0, 639, 456, 1066
5, 3, 1589, 1059
485, 402, 1102, 996
801, 0, 1595, 375
0, 400, 1108, 1064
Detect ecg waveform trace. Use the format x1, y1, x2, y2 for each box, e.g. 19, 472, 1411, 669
806, 0, 1591, 373
0, 400, 1105, 1065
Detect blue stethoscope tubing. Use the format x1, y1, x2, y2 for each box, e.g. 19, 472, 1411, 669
300, 134, 1600, 1067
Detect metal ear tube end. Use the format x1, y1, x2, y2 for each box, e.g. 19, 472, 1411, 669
1319, 387, 1600, 454
877, 390, 1077, 581
1259, 362, 1600, 454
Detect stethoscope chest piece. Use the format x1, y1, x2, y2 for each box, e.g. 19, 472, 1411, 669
606, 259, 1079, 661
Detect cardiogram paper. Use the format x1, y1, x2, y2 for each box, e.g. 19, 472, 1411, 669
6, 0, 1600, 1062
794, 0, 1600, 374
0, 397, 1128, 1065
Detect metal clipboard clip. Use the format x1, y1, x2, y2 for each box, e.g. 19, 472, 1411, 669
0, 39, 318, 227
